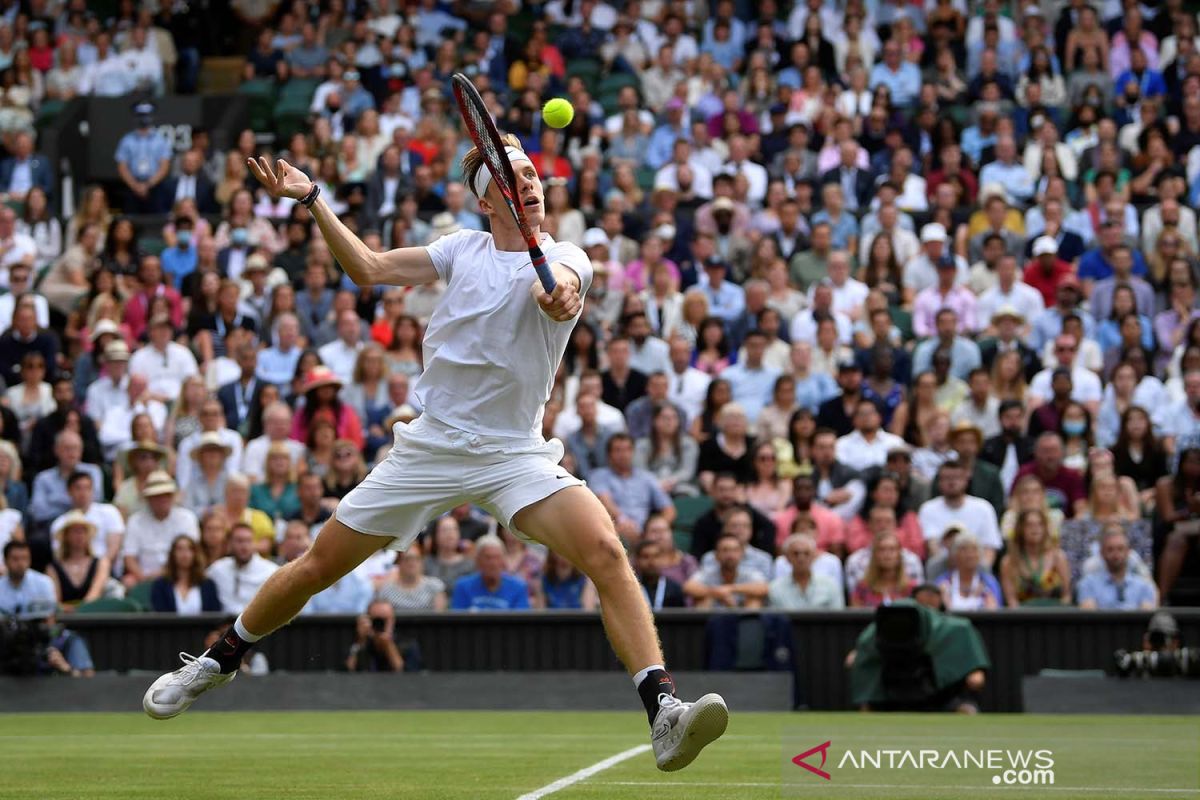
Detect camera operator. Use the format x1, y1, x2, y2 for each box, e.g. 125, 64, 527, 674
346, 599, 404, 672
1114, 612, 1200, 679
0, 541, 94, 677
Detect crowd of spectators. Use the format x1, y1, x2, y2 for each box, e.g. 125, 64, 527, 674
3, 0, 1200, 629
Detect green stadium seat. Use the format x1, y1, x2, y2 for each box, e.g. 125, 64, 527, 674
279, 78, 320, 103
138, 237, 166, 256
126, 580, 156, 611
598, 72, 640, 96
273, 95, 314, 142
75, 597, 142, 614
238, 77, 278, 132
672, 494, 712, 533
635, 167, 656, 192
565, 58, 602, 85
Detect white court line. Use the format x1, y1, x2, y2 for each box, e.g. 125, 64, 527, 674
515, 744, 651, 800
594, 781, 1200, 794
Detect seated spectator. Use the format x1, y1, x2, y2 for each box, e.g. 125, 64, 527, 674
565, 393, 617, 480
0, 540, 55, 615
375, 548, 447, 612
722, 331, 782, 424
122, 472, 200, 588
449, 534, 531, 611
691, 472, 776, 559
206, 522, 279, 614
220, 474, 276, 557
845, 473, 925, 558
242, 402, 307, 483
683, 533, 770, 609
912, 411, 955, 482
773, 468, 847, 557
1000, 474, 1065, 542
322, 441, 368, 508
346, 599, 405, 672
286, 473, 332, 537
768, 533, 845, 609
934, 533, 1004, 610
46, 511, 109, 609
836, 398, 906, 472
633, 403, 699, 497
849, 530, 918, 608
128, 314, 199, 401
911, 308, 983, 383
0, 302, 57, 386
697, 403, 755, 491
0, 262, 51, 332
642, 513, 699, 587
256, 313, 304, 392
809, 427, 867, 520
589, 433, 675, 543
745, 441, 789, 518
918, 460, 1002, 566
423, 516, 475, 589
1155, 447, 1200, 600
632, 538, 687, 610
1013, 432, 1088, 518
5, 351, 55, 439
699, 507, 774, 578
184, 432, 233, 513
149, 535, 221, 614
291, 367, 364, 451
541, 550, 598, 610
999, 510, 1071, 607
177, 399, 244, 489
1077, 527, 1158, 609
28, 430, 104, 541
249, 443, 300, 522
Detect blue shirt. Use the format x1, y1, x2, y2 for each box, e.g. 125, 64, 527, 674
721, 362, 781, 423
868, 62, 922, 107
795, 372, 839, 412
29, 464, 104, 525
644, 123, 689, 171
960, 126, 997, 164
1076, 570, 1157, 609
450, 572, 531, 611
0, 569, 57, 616
587, 467, 672, 530
701, 279, 746, 324
161, 245, 197, 289
115, 129, 173, 181
256, 346, 302, 389
911, 337, 983, 382
1077, 248, 1149, 283
305, 571, 372, 614
810, 210, 859, 250
1029, 307, 1097, 352
1113, 68, 1166, 99
978, 161, 1035, 203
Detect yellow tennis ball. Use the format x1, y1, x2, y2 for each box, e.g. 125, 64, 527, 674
542, 98, 574, 129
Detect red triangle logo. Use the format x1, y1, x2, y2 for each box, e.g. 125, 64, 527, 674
792, 740, 832, 780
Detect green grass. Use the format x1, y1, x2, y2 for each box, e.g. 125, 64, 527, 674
1, 711, 1197, 799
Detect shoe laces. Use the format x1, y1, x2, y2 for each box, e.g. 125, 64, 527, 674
174, 652, 209, 682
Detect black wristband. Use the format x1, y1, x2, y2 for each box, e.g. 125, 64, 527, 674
300, 183, 321, 208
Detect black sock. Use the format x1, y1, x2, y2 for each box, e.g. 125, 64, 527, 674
637, 669, 676, 726
205, 626, 255, 674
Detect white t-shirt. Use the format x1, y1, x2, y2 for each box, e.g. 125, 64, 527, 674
207, 554, 279, 614
1028, 367, 1103, 406
128, 341, 199, 399
123, 505, 200, 577
917, 496, 1002, 551
421, 230, 592, 439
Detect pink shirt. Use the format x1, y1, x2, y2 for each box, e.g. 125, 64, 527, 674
912, 284, 978, 337
774, 503, 846, 553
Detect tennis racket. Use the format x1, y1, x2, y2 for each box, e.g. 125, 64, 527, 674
451, 72, 556, 293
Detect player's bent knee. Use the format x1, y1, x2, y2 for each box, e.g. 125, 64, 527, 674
291, 550, 341, 592
577, 531, 633, 583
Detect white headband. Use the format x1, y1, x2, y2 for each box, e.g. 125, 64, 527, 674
472, 146, 533, 199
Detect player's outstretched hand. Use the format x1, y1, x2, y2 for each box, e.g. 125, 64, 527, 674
531, 277, 581, 322
247, 156, 314, 201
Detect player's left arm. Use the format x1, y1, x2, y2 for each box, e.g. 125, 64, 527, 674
530, 261, 584, 322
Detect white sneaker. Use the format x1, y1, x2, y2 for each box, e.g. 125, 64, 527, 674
651, 693, 728, 771
143, 652, 236, 720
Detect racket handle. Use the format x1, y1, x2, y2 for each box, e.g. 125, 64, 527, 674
530, 248, 557, 293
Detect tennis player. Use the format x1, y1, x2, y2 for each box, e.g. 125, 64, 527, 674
142, 135, 727, 771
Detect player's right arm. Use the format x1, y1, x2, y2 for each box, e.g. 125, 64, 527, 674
248, 157, 438, 287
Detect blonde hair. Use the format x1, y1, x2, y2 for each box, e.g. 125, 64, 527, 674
462, 132, 525, 199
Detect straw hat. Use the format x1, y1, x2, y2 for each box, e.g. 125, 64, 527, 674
142, 470, 178, 496
120, 440, 169, 471
52, 509, 97, 538
191, 431, 234, 459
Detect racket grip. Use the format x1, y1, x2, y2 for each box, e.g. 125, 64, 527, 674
530, 248, 557, 293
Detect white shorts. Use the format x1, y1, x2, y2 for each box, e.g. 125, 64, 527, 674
334, 414, 585, 551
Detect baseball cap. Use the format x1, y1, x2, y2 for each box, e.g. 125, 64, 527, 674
582, 228, 610, 248
921, 223, 947, 243
1032, 236, 1058, 257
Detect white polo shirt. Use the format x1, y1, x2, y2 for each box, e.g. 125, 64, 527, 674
207, 554, 279, 614
128, 341, 199, 399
